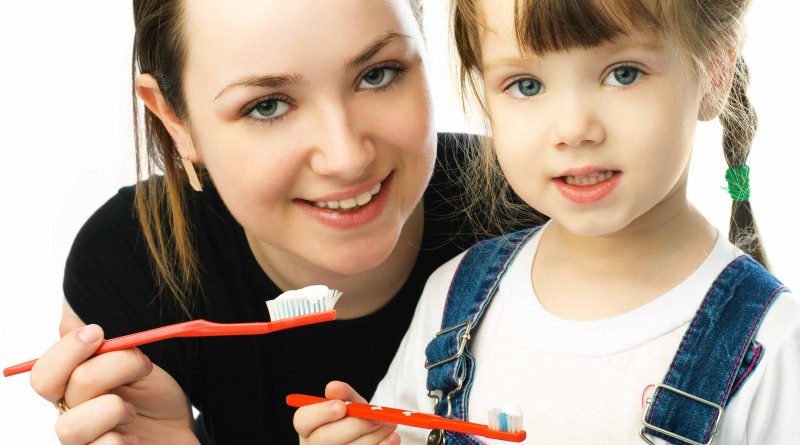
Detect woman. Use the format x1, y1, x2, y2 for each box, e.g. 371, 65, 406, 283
26, 0, 529, 443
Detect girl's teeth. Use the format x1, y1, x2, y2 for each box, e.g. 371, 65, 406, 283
312, 182, 382, 210
565, 171, 614, 186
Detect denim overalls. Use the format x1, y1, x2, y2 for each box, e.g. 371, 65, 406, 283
423, 228, 787, 445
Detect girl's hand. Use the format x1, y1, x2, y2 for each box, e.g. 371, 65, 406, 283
29, 314, 199, 445
295, 381, 400, 445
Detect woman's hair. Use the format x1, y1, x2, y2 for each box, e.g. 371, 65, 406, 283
452, 0, 769, 268
131, 0, 425, 315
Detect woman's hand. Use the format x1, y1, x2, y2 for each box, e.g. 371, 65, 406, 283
30, 313, 199, 445
294, 381, 400, 445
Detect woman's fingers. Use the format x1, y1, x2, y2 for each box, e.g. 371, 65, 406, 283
30, 324, 104, 403
55, 393, 137, 445
64, 347, 153, 407
59, 314, 86, 338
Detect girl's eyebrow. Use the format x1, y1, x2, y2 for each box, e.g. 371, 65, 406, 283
481, 38, 664, 72
214, 31, 411, 101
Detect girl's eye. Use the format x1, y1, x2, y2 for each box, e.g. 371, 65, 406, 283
604, 66, 643, 87
506, 78, 543, 98
246, 98, 291, 120
358, 67, 399, 90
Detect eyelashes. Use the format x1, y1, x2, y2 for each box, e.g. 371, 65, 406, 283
239, 62, 407, 126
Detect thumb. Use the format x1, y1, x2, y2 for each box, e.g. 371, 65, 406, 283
325, 380, 368, 404
59, 314, 86, 338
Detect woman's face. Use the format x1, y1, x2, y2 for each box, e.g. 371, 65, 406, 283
178, 0, 435, 278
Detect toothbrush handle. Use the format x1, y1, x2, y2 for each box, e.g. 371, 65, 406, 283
286, 394, 527, 442
4, 311, 336, 377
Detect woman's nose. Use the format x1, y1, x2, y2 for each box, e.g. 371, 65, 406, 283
308, 108, 375, 180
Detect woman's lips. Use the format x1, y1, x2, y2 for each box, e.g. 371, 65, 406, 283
553, 170, 621, 204
297, 173, 393, 229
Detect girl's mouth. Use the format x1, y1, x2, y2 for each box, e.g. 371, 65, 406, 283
561, 170, 615, 186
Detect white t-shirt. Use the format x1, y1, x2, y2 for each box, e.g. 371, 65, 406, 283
371, 227, 800, 444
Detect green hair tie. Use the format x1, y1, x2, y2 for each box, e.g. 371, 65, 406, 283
723, 165, 751, 201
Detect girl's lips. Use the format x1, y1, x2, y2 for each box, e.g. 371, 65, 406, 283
553, 171, 621, 204
297, 173, 394, 229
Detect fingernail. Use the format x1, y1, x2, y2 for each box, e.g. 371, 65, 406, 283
77, 325, 101, 344
330, 401, 345, 416
123, 433, 139, 444
122, 402, 137, 423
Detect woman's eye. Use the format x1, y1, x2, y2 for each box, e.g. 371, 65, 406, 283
358, 67, 398, 90
247, 98, 290, 120
604, 66, 643, 87
506, 78, 543, 98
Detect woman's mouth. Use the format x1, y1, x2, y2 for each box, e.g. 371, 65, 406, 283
307, 183, 381, 212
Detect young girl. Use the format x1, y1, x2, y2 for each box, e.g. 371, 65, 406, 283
294, 0, 800, 443
22, 1, 535, 444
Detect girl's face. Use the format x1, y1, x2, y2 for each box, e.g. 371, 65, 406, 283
480, 0, 704, 238
177, 0, 435, 278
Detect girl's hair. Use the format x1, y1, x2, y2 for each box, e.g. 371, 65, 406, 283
131, 0, 424, 316
452, 0, 769, 268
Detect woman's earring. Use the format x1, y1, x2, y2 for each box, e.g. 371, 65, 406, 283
180, 152, 203, 192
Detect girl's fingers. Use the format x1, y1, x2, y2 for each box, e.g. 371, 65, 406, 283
55, 393, 137, 445
325, 381, 368, 404
294, 399, 349, 438
30, 324, 105, 403
63, 347, 153, 407
348, 423, 399, 445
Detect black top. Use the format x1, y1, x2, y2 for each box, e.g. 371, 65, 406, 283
63, 133, 487, 444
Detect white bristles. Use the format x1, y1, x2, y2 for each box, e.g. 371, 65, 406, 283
266, 285, 342, 321
488, 405, 523, 433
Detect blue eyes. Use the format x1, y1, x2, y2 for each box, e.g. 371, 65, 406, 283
248, 98, 291, 120
359, 67, 399, 89
506, 78, 543, 98
604, 66, 642, 86
504, 65, 643, 99
244, 66, 404, 122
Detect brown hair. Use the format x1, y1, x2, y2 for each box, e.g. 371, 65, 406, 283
452, 0, 769, 268
131, 0, 427, 315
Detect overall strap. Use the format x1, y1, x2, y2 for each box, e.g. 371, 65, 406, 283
424, 227, 537, 428
641, 255, 788, 445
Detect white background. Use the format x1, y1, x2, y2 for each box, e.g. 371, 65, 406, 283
0, 1, 797, 443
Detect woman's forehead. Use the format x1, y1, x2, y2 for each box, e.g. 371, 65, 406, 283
180, 0, 421, 90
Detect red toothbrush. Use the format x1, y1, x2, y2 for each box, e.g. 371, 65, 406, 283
5, 286, 341, 377
287, 394, 527, 442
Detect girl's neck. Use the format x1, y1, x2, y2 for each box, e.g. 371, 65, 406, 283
533, 198, 717, 321
246, 202, 425, 320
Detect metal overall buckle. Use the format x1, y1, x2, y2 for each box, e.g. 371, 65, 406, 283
640, 384, 725, 445
424, 320, 472, 369
425, 321, 472, 444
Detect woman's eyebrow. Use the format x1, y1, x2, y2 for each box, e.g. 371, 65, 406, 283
215, 73, 304, 100
214, 31, 411, 101
345, 31, 412, 70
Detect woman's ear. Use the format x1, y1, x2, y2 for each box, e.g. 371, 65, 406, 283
698, 48, 736, 121
135, 74, 201, 162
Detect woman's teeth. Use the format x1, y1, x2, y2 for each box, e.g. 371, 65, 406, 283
311, 183, 381, 210
564, 171, 614, 186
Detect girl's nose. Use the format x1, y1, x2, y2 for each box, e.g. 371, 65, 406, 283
549, 94, 606, 149
309, 108, 375, 180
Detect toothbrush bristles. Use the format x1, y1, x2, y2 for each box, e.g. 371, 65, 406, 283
488, 407, 523, 433
266, 287, 342, 321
